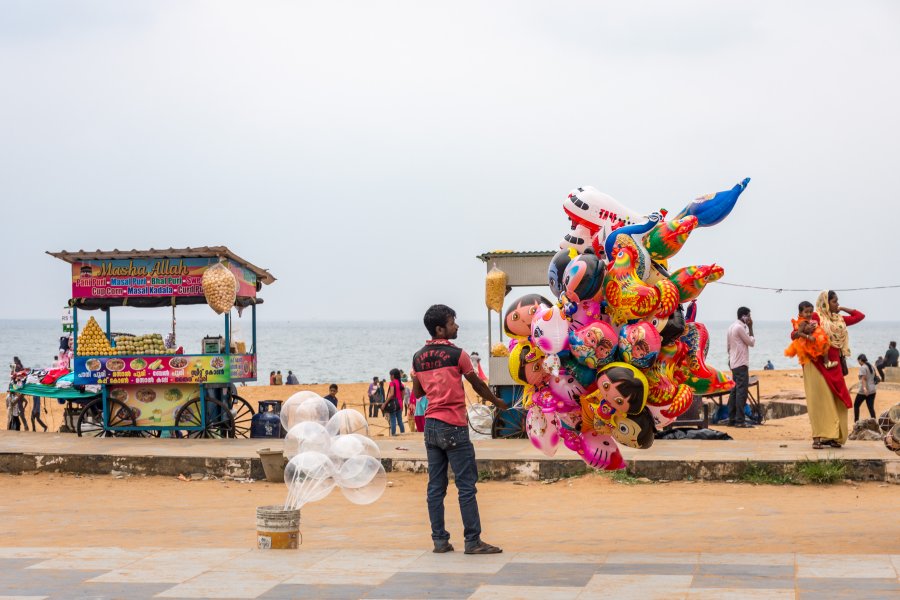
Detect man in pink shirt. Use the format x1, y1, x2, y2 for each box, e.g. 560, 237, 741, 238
412, 304, 507, 555
726, 306, 756, 428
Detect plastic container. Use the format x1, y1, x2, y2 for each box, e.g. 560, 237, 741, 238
256, 505, 300, 549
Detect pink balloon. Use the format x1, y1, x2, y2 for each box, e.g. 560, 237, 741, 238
570, 299, 604, 329
547, 368, 585, 413
531, 305, 570, 355
526, 406, 560, 457
646, 404, 677, 429
563, 430, 626, 471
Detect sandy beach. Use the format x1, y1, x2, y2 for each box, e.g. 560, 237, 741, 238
3, 369, 898, 442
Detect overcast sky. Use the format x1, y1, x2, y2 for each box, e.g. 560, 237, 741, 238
2, 1, 899, 324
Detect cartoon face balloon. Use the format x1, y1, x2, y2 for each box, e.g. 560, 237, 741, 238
609, 408, 656, 449
547, 368, 585, 413
503, 294, 553, 339
583, 363, 648, 424
507, 341, 550, 387
569, 299, 604, 329
562, 251, 605, 303
568, 321, 617, 369
548, 249, 574, 298
652, 304, 686, 346
531, 305, 570, 355
617, 322, 662, 369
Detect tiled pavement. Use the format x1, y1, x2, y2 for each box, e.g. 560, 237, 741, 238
1, 547, 898, 599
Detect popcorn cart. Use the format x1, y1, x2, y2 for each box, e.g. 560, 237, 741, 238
48, 247, 276, 438
475, 250, 555, 439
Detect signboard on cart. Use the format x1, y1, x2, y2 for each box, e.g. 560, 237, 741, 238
70, 257, 256, 300
109, 384, 198, 427
73, 354, 257, 385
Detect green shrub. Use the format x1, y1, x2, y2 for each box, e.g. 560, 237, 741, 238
797, 458, 847, 484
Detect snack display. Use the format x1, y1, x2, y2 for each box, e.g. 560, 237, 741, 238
485, 265, 508, 313
76, 317, 113, 356
202, 262, 238, 314
113, 334, 171, 356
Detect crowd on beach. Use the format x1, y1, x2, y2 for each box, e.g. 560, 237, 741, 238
726, 290, 897, 450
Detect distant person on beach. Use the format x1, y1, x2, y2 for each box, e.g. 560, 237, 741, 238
368, 377, 384, 417
324, 384, 339, 408
470, 352, 488, 381
854, 354, 877, 422
876, 356, 885, 382
412, 304, 508, 555
884, 341, 899, 368
269, 371, 276, 385
31, 395, 48, 432
274, 371, 283, 385
726, 307, 755, 428
286, 370, 299, 385
764, 360, 774, 370
405, 381, 417, 433
795, 290, 864, 449
385, 369, 406, 436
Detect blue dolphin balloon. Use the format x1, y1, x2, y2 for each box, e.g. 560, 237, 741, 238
675, 178, 750, 227
603, 212, 664, 262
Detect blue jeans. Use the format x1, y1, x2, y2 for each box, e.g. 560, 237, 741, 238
424, 418, 481, 548
388, 410, 405, 435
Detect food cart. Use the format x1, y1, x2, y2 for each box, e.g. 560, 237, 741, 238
48, 247, 275, 438
475, 250, 555, 438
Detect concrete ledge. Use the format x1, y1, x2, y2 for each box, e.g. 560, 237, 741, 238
1, 432, 897, 483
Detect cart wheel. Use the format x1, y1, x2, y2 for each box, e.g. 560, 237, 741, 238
174, 397, 235, 439
230, 395, 254, 439
76, 398, 137, 438
491, 407, 528, 439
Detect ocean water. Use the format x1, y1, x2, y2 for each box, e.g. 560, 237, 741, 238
2, 318, 899, 384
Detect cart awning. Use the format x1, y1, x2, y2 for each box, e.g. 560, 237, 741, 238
67, 296, 264, 310
8, 383, 100, 401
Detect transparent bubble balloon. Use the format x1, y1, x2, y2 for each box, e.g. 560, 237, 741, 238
326, 409, 369, 437
293, 396, 337, 426
283, 451, 336, 509
280, 391, 322, 430
340, 463, 387, 505
330, 433, 381, 464
335, 455, 382, 489
283, 421, 332, 459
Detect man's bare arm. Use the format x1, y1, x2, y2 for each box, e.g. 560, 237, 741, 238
464, 372, 507, 410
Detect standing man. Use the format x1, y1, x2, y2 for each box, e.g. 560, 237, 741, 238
367, 377, 383, 418
412, 304, 507, 555
726, 306, 755, 428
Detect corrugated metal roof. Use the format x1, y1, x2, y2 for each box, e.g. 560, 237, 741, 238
46, 246, 276, 284
475, 250, 556, 262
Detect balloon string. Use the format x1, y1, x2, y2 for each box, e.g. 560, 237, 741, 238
712, 282, 900, 293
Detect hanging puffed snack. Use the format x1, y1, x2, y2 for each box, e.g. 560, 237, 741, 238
202, 262, 238, 314
485, 265, 508, 313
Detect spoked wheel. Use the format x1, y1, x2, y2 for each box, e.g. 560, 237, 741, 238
230, 395, 254, 438
491, 407, 528, 439
76, 398, 138, 438
174, 397, 235, 439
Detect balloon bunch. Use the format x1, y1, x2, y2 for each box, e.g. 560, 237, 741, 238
280, 391, 386, 509
509, 179, 750, 470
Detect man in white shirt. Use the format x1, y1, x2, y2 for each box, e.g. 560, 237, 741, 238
726, 306, 755, 428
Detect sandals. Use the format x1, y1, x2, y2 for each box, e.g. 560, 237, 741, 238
464, 541, 503, 555
812, 439, 843, 449
825, 440, 843, 448
812, 439, 825, 449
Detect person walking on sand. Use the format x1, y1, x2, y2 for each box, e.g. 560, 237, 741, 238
31, 395, 48, 432
854, 354, 878, 422
726, 307, 755, 428
385, 369, 406, 436
412, 304, 508, 555
405, 379, 417, 433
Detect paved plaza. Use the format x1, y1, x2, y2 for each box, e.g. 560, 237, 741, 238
1, 547, 899, 599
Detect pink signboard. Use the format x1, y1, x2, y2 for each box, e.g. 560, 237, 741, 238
70, 257, 256, 300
